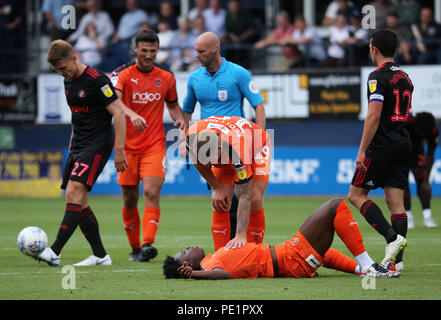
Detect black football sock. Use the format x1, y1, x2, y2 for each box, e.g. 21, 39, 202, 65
79, 207, 106, 258
229, 193, 238, 240
360, 200, 397, 244
391, 213, 408, 263
51, 203, 82, 255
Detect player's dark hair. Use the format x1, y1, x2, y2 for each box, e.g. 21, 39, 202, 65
163, 255, 183, 279
135, 28, 160, 46
370, 29, 397, 58
414, 112, 437, 137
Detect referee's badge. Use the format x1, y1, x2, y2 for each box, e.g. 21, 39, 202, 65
218, 90, 227, 101
368, 80, 377, 93
101, 84, 113, 97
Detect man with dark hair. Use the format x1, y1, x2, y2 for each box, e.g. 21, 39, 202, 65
36, 39, 128, 266
110, 29, 187, 262
347, 29, 412, 267
404, 112, 439, 230
163, 198, 400, 279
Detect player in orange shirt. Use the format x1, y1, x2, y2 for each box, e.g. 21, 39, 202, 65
110, 29, 187, 262
163, 198, 401, 279
185, 116, 270, 251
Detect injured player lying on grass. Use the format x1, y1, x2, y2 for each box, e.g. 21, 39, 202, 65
163, 198, 404, 280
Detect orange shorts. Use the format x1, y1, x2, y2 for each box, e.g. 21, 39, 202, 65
275, 231, 323, 278
117, 148, 167, 185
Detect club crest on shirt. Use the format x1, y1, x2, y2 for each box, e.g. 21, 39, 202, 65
218, 90, 227, 101
368, 80, 377, 93
78, 89, 85, 98
101, 84, 113, 97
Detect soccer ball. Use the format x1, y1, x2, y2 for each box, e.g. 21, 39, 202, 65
17, 226, 48, 257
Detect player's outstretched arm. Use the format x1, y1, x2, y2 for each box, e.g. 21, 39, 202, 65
225, 180, 251, 249
115, 92, 147, 132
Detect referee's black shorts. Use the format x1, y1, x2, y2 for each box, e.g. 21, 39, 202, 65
351, 141, 411, 191
61, 150, 110, 191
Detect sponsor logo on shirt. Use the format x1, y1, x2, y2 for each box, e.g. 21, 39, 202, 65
132, 91, 162, 103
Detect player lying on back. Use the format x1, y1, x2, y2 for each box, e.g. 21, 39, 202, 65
163, 198, 402, 279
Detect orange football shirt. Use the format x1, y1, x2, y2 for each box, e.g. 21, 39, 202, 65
200, 242, 275, 279
111, 63, 178, 154
186, 116, 271, 184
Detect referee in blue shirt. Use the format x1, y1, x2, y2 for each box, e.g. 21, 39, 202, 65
182, 32, 266, 243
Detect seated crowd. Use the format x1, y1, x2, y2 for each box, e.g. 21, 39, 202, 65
37, 0, 441, 73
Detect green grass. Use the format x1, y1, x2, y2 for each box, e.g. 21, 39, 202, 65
1, 196, 440, 300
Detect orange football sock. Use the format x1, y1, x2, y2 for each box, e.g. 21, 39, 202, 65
323, 248, 358, 274
247, 209, 265, 243
212, 210, 230, 251
142, 206, 160, 246
334, 200, 366, 257
122, 207, 140, 250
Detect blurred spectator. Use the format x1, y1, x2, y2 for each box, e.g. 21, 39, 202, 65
156, 18, 174, 69
285, 15, 327, 68
191, 14, 207, 37
67, 0, 114, 46
254, 11, 300, 71
41, 0, 75, 40
102, 0, 150, 72
203, 0, 226, 38
386, 12, 413, 65
322, 13, 350, 67
391, 0, 421, 27
111, 0, 151, 45
74, 22, 103, 68
410, 7, 441, 65
156, 1, 178, 32
0, 0, 25, 73
169, 16, 198, 72
336, 0, 360, 23
368, 0, 393, 29
222, 0, 257, 68
322, 0, 355, 26
344, 11, 369, 65
188, 0, 208, 23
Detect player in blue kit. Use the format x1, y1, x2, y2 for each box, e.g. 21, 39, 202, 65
181, 32, 266, 247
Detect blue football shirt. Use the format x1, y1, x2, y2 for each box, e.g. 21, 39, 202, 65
183, 58, 264, 119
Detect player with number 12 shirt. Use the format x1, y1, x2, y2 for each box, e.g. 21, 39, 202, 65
348, 29, 413, 270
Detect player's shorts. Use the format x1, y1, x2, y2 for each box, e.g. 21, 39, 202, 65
117, 148, 167, 185
351, 141, 411, 190
275, 231, 323, 278
61, 151, 110, 191
211, 143, 271, 185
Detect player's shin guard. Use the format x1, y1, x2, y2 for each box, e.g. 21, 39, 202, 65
51, 203, 82, 255
79, 207, 106, 258
247, 209, 265, 244
122, 207, 140, 249
323, 248, 359, 274
212, 211, 230, 251
142, 206, 160, 246
391, 213, 408, 263
334, 200, 367, 257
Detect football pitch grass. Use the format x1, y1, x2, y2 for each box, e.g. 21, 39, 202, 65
1, 196, 440, 300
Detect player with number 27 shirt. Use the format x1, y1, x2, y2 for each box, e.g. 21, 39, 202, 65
348, 29, 413, 270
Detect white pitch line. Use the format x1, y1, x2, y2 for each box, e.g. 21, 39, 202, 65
0, 268, 152, 276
